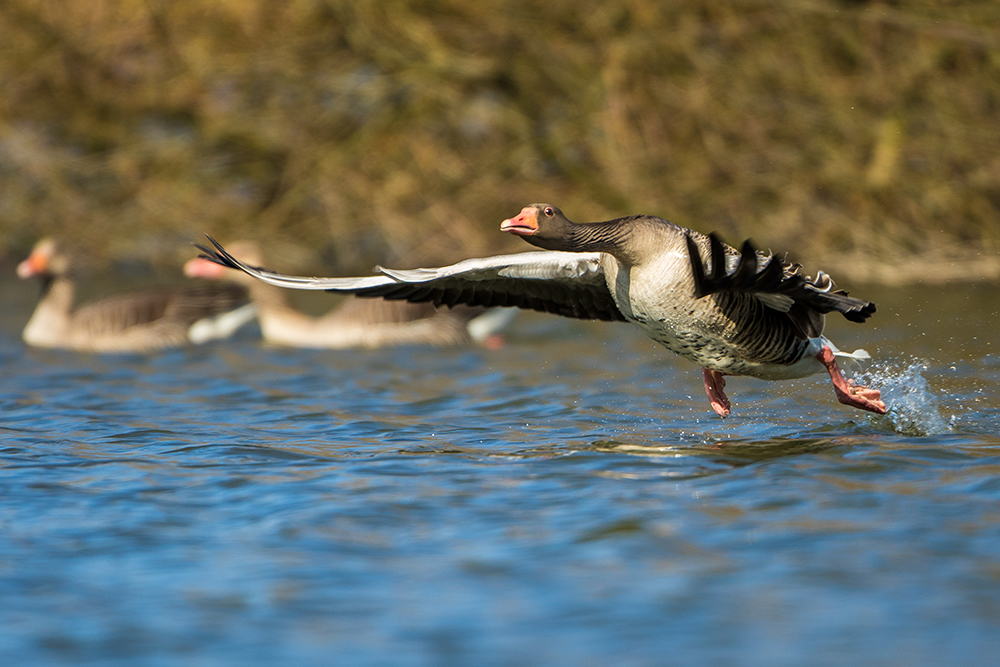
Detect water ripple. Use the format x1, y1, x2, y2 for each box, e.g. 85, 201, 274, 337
2, 292, 1000, 665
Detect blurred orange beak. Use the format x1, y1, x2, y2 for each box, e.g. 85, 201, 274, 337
16, 251, 47, 279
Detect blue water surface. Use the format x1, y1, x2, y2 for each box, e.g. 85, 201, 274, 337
1, 282, 999, 666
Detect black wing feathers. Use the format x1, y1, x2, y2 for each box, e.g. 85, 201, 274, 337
195, 240, 270, 274
197, 236, 627, 322
686, 232, 877, 326
686, 234, 787, 298
340, 275, 624, 321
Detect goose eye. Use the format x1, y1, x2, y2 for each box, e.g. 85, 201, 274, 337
543, 207, 554, 217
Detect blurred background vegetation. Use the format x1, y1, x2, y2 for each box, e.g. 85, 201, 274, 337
1, 0, 999, 283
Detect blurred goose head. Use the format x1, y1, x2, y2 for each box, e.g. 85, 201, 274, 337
17, 237, 71, 280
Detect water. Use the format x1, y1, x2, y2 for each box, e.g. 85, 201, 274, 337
2, 281, 1000, 666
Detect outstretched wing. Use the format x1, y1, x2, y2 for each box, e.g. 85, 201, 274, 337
685, 232, 876, 338
197, 236, 626, 322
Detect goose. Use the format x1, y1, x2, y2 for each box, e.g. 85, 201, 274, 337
195, 204, 886, 417
17, 237, 254, 353
183, 241, 514, 348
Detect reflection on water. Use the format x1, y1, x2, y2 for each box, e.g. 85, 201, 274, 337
594, 434, 848, 461
1, 282, 999, 665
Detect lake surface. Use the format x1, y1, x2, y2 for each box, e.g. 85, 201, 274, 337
2, 279, 999, 666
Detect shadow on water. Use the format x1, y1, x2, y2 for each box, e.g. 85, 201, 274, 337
591, 435, 847, 464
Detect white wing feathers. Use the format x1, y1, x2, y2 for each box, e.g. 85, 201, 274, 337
197, 238, 625, 322
375, 251, 606, 284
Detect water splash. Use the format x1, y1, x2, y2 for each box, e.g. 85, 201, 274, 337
858, 359, 950, 436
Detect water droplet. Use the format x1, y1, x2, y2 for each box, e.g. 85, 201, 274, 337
858, 359, 950, 435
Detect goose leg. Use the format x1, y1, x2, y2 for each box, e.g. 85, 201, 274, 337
818, 346, 886, 414
702, 368, 731, 418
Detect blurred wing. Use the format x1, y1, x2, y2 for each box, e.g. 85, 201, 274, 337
197, 236, 625, 322
72, 284, 247, 335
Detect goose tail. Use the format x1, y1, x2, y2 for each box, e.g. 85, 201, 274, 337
820, 337, 871, 363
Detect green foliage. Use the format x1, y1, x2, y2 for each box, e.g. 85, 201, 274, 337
2, 0, 999, 279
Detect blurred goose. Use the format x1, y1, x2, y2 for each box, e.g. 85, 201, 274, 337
17, 237, 253, 353
183, 241, 514, 348
196, 204, 885, 417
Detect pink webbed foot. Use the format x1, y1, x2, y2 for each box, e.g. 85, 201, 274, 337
818, 346, 886, 415
702, 368, 731, 418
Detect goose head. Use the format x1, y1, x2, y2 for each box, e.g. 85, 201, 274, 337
17, 238, 71, 280
500, 203, 630, 255
500, 204, 578, 251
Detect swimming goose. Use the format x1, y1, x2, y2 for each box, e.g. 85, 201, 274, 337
17, 237, 253, 353
183, 241, 514, 348
196, 204, 885, 417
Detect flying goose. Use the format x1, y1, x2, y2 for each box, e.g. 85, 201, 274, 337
183, 241, 513, 348
196, 204, 886, 417
17, 237, 254, 353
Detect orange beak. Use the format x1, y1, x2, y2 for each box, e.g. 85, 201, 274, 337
16, 250, 48, 279
499, 206, 538, 236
